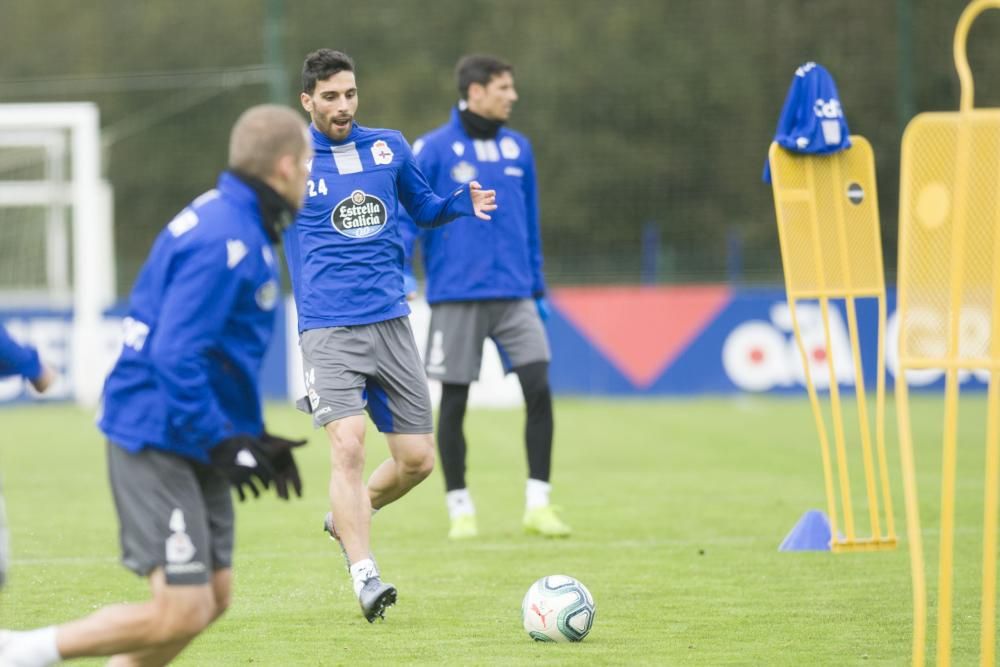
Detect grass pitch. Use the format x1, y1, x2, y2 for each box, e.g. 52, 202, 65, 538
1, 396, 997, 665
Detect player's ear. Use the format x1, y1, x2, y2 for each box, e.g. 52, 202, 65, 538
300, 92, 312, 113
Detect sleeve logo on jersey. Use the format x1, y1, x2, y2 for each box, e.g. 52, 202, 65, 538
331, 190, 388, 238
450, 160, 477, 184
371, 140, 394, 165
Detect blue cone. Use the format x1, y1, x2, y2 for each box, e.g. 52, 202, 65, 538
778, 510, 833, 551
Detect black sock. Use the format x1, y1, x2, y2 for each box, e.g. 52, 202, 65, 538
515, 361, 554, 482
438, 383, 471, 491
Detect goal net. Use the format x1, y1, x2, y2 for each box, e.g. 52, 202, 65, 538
0, 103, 115, 406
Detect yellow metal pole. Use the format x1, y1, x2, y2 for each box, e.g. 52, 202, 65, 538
896, 375, 927, 667
875, 295, 896, 540
935, 95, 973, 667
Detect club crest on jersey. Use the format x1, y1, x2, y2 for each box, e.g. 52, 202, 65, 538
499, 136, 520, 159
450, 160, 477, 184
371, 140, 393, 165
331, 189, 388, 238
255, 279, 278, 311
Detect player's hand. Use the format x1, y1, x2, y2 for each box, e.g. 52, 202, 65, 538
468, 181, 497, 221
209, 435, 276, 502
403, 269, 418, 301
259, 430, 307, 500
534, 296, 551, 322
29, 365, 56, 393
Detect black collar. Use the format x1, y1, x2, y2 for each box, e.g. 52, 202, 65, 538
229, 170, 298, 243
458, 105, 504, 139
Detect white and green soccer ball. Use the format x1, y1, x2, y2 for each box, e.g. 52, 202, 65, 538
521, 575, 596, 642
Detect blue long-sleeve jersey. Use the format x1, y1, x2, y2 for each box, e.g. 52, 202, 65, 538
404, 107, 545, 304
98, 172, 281, 463
0, 324, 42, 381
285, 123, 474, 332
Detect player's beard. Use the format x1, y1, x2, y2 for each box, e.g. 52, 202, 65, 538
322, 114, 353, 141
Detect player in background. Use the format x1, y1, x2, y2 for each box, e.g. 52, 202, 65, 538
0, 104, 311, 667
0, 325, 56, 592
403, 55, 570, 540
288, 49, 496, 622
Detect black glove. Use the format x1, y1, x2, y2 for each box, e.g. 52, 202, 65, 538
209, 435, 276, 502
259, 431, 307, 500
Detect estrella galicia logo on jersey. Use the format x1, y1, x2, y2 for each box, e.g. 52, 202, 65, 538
451, 160, 477, 184
331, 190, 388, 238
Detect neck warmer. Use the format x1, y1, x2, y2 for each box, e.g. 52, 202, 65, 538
230, 170, 298, 243
458, 105, 504, 139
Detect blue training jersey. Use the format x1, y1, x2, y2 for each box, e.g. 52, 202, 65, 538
98, 172, 281, 463
403, 107, 545, 303
285, 123, 475, 332
0, 324, 42, 381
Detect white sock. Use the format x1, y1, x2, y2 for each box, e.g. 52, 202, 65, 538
0, 627, 61, 667
349, 558, 379, 597
526, 478, 551, 511
446, 488, 476, 519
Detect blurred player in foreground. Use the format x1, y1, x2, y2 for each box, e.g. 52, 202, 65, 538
405, 55, 569, 539
0, 104, 311, 667
0, 325, 56, 592
288, 48, 496, 621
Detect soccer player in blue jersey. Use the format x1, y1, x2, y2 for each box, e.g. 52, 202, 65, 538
288, 49, 497, 622
0, 325, 55, 592
0, 105, 312, 667
405, 55, 569, 540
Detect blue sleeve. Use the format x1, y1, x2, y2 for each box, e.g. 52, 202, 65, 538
148, 239, 244, 452
397, 203, 418, 267
523, 142, 546, 296
0, 323, 42, 380
397, 139, 474, 228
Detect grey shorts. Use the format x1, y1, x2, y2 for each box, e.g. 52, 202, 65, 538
297, 316, 433, 434
425, 299, 551, 384
108, 443, 234, 586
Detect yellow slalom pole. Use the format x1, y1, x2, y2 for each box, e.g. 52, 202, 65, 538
874, 295, 896, 540
895, 374, 926, 667
788, 297, 841, 543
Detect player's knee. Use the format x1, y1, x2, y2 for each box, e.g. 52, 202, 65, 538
517, 362, 552, 409
149, 589, 215, 643
327, 422, 366, 471
400, 436, 435, 480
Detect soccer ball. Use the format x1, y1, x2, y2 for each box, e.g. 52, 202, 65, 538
521, 575, 596, 642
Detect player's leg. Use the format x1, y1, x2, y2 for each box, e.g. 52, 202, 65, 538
108, 462, 236, 666
0, 445, 224, 665
107, 569, 232, 667
424, 303, 488, 538
324, 413, 372, 565
297, 326, 395, 621
368, 431, 436, 508
491, 300, 570, 537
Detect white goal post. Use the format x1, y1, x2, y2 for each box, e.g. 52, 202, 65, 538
0, 103, 114, 407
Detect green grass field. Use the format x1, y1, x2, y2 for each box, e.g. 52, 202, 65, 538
1, 396, 997, 665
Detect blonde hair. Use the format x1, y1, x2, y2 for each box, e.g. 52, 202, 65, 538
228, 105, 308, 179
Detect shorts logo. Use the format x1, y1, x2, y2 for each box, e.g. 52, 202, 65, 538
331, 190, 388, 239
427, 330, 447, 374
165, 509, 196, 565
450, 161, 477, 184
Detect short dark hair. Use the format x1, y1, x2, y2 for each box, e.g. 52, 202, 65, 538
302, 49, 355, 94
455, 55, 513, 99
